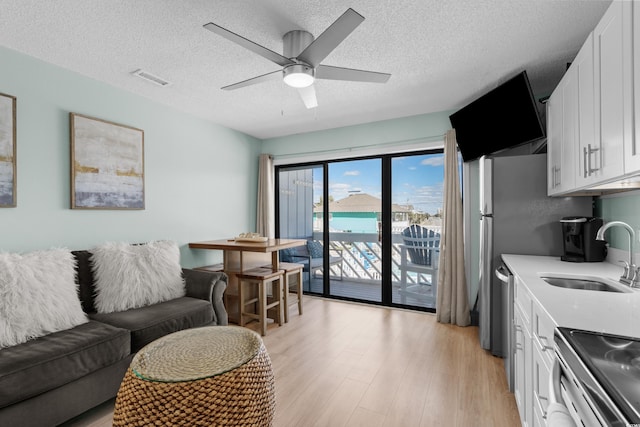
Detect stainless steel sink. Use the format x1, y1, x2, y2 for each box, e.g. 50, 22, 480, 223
539, 275, 632, 293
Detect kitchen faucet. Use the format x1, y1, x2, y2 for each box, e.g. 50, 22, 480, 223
595, 221, 637, 286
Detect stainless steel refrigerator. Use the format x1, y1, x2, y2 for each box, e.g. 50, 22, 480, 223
477, 153, 592, 384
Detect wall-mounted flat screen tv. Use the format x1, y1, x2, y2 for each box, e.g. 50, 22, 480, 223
449, 70, 545, 162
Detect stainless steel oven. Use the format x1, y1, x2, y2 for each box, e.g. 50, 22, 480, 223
551, 327, 640, 426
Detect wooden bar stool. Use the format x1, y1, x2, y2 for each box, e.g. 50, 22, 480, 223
279, 262, 304, 322
237, 268, 284, 336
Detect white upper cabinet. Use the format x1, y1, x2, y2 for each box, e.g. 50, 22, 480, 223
630, 1, 640, 172
561, 64, 578, 192
574, 34, 597, 187
547, 63, 578, 195
593, 0, 632, 182
546, 84, 563, 195
546, 0, 637, 196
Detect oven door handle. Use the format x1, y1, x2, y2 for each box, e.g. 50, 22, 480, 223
549, 356, 563, 405
547, 357, 579, 426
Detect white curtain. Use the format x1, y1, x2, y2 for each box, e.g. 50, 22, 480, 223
256, 154, 275, 238
436, 130, 471, 326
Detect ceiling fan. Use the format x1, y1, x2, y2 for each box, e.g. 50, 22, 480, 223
203, 8, 391, 109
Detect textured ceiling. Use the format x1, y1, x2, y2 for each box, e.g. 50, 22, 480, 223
0, 0, 611, 140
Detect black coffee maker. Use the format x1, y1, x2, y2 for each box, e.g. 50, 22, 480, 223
560, 217, 607, 262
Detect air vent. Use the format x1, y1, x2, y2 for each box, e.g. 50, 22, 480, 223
131, 69, 171, 87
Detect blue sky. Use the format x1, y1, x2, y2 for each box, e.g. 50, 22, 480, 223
313, 153, 445, 214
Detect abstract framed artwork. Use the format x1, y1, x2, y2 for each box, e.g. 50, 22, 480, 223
70, 113, 144, 210
0, 93, 17, 208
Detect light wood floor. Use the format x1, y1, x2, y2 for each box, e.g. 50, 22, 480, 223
60, 296, 520, 427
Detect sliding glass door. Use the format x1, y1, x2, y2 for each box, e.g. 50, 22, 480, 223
276, 149, 444, 311
327, 159, 382, 302
390, 153, 444, 309
277, 165, 323, 293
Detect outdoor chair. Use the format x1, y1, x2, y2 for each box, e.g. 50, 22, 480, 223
398, 225, 440, 305
281, 240, 343, 285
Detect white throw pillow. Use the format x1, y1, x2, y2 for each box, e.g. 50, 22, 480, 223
0, 248, 88, 348
91, 241, 186, 314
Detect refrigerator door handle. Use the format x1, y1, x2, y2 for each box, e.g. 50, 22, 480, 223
495, 265, 510, 283
478, 213, 493, 350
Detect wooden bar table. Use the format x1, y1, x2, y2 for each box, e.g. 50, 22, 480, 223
189, 238, 305, 323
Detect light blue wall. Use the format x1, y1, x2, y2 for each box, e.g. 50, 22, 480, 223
0, 46, 261, 267
595, 192, 640, 250
261, 112, 453, 158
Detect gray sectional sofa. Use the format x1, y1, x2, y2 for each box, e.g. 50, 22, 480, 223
0, 249, 228, 427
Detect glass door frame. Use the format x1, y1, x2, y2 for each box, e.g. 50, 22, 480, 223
275, 148, 444, 312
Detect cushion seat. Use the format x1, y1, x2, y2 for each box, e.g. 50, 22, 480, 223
0, 321, 130, 409
90, 297, 214, 352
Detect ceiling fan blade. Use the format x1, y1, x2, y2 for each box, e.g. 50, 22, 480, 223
298, 85, 318, 109
222, 70, 282, 90
296, 8, 364, 67
203, 22, 295, 67
316, 65, 391, 83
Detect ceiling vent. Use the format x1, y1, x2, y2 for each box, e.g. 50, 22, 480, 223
131, 69, 171, 87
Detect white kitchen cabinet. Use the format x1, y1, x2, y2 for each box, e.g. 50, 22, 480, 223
593, 0, 632, 182
531, 342, 550, 427
546, 89, 563, 195
561, 66, 578, 192
513, 276, 556, 427
630, 0, 640, 173
531, 300, 556, 368
547, 35, 595, 194
547, 68, 577, 195
530, 300, 555, 427
546, 0, 637, 195
514, 276, 533, 427
515, 271, 532, 325
574, 34, 598, 187
514, 304, 531, 427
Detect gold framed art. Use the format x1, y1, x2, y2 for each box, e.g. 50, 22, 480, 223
0, 93, 17, 208
70, 113, 145, 210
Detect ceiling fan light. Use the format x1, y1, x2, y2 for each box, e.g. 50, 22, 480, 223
283, 64, 315, 88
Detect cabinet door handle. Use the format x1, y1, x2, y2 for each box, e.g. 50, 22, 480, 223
583, 147, 588, 178
587, 144, 600, 176
536, 334, 554, 352
551, 166, 559, 188
535, 392, 549, 420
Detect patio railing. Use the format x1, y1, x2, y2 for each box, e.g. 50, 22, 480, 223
310, 230, 439, 286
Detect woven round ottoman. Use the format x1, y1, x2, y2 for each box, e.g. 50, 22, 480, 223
112, 326, 275, 427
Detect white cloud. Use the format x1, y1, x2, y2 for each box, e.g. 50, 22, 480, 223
421, 156, 445, 167
329, 183, 352, 201
393, 182, 444, 214
344, 170, 360, 176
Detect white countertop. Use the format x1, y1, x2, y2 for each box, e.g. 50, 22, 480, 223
501, 254, 640, 339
